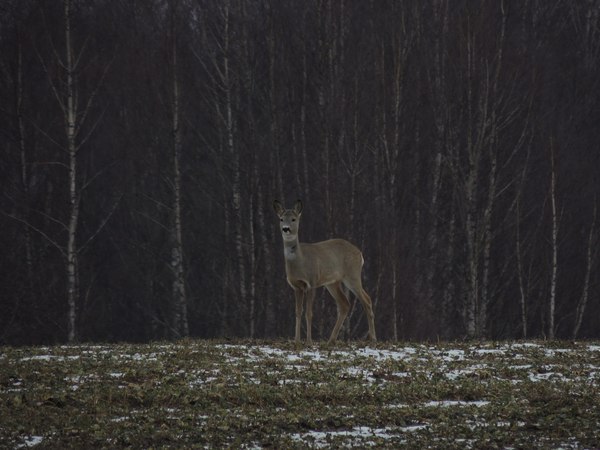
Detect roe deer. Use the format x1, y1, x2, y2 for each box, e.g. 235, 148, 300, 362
273, 200, 376, 345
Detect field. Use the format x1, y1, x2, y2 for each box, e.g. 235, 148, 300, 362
1, 340, 600, 449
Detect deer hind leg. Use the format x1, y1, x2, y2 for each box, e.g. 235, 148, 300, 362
345, 278, 377, 342
358, 288, 377, 341
325, 282, 351, 344
294, 288, 304, 344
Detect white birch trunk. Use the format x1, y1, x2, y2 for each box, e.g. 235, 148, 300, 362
465, 168, 478, 339
573, 203, 596, 339
516, 195, 528, 338
300, 35, 310, 202
34, 0, 113, 342
480, 142, 498, 338
15, 32, 35, 295
391, 262, 398, 342
548, 140, 558, 339
65, 0, 79, 343
248, 193, 256, 338
222, 3, 247, 327
442, 196, 456, 338
220, 189, 231, 336
464, 19, 479, 339
257, 187, 274, 336
170, 18, 188, 338
479, 4, 505, 338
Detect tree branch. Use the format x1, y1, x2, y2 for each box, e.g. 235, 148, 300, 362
78, 193, 123, 254
1, 210, 65, 257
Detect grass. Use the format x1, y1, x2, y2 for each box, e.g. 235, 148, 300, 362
1, 339, 600, 448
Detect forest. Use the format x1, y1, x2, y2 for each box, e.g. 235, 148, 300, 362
0, 0, 599, 345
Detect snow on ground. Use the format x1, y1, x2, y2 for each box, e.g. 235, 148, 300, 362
210, 341, 597, 447
290, 424, 428, 448
10, 341, 600, 392
4, 340, 599, 448
15, 436, 44, 448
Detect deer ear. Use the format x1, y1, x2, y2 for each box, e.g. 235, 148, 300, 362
294, 199, 303, 216
273, 200, 284, 216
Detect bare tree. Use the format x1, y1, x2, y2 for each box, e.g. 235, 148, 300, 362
515, 191, 528, 338
450, 1, 530, 338
169, 0, 188, 338
573, 202, 597, 339
548, 139, 559, 339
2, 0, 600, 343
34, 0, 114, 342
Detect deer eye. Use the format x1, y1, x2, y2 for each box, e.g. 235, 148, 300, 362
280, 218, 283, 222
291, 218, 296, 222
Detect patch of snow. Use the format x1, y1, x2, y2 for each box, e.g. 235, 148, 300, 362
188, 376, 218, 387
444, 363, 489, 381
510, 342, 541, 349
240, 442, 263, 450
496, 420, 526, 427
16, 436, 44, 448
290, 425, 425, 447
439, 349, 465, 361
5, 379, 24, 391
351, 347, 418, 361
277, 379, 303, 385
544, 348, 575, 357
445, 369, 475, 380
528, 371, 566, 382
401, 424, 429, 432
385, 403, 410, 409
509, 364, 533, 370
392, 371, 410, 378
345, 367, 376, 383
164, 407, 181, 419
129, 352, 158, 361
423, 400, 490, 408
224, 345, 420, 365
253, 346, 293, 359
297, 350, 327, 361
474, 348, 506, 355
20, 355, 80, 362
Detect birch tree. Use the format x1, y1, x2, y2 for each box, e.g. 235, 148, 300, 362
36, 0, 113, 342
3, 0, 600, 343
192, 0, 248, 335
548, 139, 559, 340
450, 2, 531, 338
573, 202, 597, 339
169, 0, 189, 338
375, 5, 414, 339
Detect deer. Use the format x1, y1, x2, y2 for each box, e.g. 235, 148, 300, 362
273, 200, 376, 345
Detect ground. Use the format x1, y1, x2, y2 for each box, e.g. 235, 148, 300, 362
1, 340, 599, 448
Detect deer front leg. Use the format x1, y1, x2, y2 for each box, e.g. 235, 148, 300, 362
305, 288, 315, 346
294, 288, 304, 344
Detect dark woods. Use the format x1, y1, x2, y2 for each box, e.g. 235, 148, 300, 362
1, 0, 599, 344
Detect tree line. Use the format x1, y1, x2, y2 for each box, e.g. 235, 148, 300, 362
1, 0, 599, 344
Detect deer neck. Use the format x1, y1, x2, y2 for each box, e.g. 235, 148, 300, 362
283, 235, 302, 261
